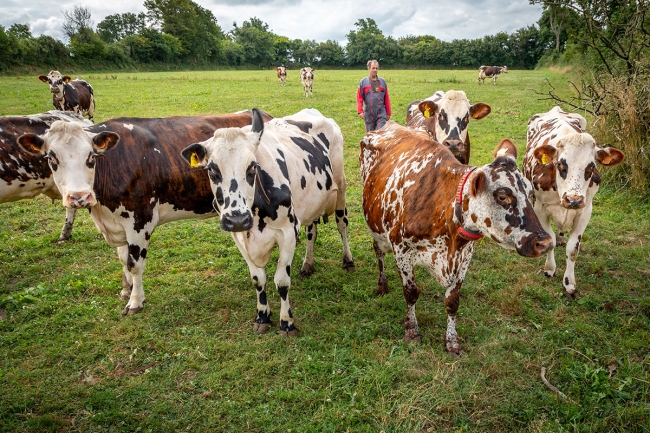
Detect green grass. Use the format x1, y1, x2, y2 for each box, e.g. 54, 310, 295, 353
1, 69, 649, 432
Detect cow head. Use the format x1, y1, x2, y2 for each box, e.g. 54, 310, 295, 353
410, 90, 491, 164
460, 138, 552, 257
17, 121, 119, 208
181, 108, 267, 232
500, 66, 509, 73
533, 132, 625, 209
38, 70, 72, 99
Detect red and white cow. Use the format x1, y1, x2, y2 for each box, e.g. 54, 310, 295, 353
38, 71, 96, 122
524, 106, 625, 299
17, 111, 271, 315
1, 111, 92, 243
405, 90, 491, 164
181, 108, 354, 335
300, 67, 314, 97
277, 67, 287, 86
360, 122, 552, 354
478, 65, 508, 85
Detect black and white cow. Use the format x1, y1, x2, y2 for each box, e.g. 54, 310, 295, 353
17, 111, 271, 315
1, 111, 92, 243
181, 108, 354, 335
478, 65, 508, 85
38, 71, 96, 122
524, 106, 625, 299
300, 67, 314, 97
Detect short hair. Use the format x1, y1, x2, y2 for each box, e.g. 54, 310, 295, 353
367, 59, 379, 68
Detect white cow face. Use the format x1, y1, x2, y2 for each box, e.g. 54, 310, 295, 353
38, 70, 71, 96
182, 110, 266, 232
17, 121, 119, 208
533, 133, 625, 209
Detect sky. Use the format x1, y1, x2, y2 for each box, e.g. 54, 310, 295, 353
0, 0, 543, 44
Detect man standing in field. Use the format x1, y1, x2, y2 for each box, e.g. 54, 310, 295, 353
357, 59, 392, 132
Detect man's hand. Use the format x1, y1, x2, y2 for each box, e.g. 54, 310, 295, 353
358, 113, 364, 119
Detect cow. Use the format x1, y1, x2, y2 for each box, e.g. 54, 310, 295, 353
300, 67, 314, 98
478, 65, 508, 85
405, 90, 491, 164
38, 71, 96, 122
360, 121, 552, 354
1, 110, 92, 243
17, 111, 272, 316
523, 106, 625, 299
277, 67, 287, 86
180, 108, 354, 336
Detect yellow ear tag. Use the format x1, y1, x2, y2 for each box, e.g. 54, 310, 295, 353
423, 108, 431, 118
190, 152, 199, 167
541, 154, 549, 164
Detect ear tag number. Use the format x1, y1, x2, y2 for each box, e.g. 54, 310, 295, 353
190, 152, 199, 167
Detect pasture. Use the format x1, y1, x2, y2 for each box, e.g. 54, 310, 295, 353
1, 69, 649, 432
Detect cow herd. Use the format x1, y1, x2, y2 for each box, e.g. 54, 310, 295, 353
0, 69, 625, 354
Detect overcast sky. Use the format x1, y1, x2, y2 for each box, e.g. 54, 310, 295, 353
1, 0, 543, 44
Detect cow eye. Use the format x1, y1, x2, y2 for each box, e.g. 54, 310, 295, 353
47, 155, 58, 165
206, 166, 221, 183
246, 165, 256, 186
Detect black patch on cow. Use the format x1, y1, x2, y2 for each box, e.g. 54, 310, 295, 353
223, 196, 230, 209
207, 161, 222, 184
584, 162, 595, 181
335, 209, 344, 218
277, 285, 289, 301
317, 132, 330, 149
591, 168, 601, 186
145, 231, 151, 241
86, 152, 96, 169
63, 83, 80, 110
120, 211, 129, 219
286, 265, 291, 276
127, 243, 143, 271
253, 167, 292, 233
564, 277, 570, 286
48, 151, 59, 172
285, 119, 313, 134
276, 149, 290, 181
246, 161, 256, 187
256, 309, 271, 324
291, 136, 332, 190
317, 181, 322, 190
229, 178, 238, 193
215, 187, 224, 207
558, 159, 568, 180
438, 109, 450, 134
307, 231, 313, 240
300, 176, 306, 189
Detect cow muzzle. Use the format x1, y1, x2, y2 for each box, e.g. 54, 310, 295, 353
66, 192, 95, 209
518, 231, 553, 257
221, 210, 253, 232
561, 194, 586, 209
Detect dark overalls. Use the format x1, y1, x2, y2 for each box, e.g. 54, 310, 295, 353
357, 76, 392, 132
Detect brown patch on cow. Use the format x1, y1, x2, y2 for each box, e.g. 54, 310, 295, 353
531, 163, 556, 191
471, 213, 478, 223
484, 217, 491, 227
504, 226, 512, 235
445, 290, 460, 315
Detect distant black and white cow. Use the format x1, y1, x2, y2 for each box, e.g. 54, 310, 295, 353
300, 67, 314, 97
277, 67, 287, 86
524, 106, 625, 299
405, 90, 491, 164
181, 108, 354, 335
478, 65, 508, 85
1, 111, 92, 243
38, 71, 96, 122
17, 111, 271, 315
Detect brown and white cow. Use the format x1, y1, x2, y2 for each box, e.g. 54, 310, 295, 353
1, 111, 92, 243
300, 67, 314, 97
181, 108, 354, 335
405, 90, 491, 164
38, 71, 96, 122
17, 111, 271, 315
478, 65, 508, 85
360, 122, 552, 354
524, 106, 625, 299
277, 66, 287, 86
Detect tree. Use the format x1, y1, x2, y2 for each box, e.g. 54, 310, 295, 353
97, 13, 146, 44
314, 40, 345, 67
8, 24, 31, 40
345, 18, 402, 66
231, 17, 275, 67
62, 5, 94, 41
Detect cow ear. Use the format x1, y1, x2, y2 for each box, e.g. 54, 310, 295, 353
181, 143, 208, 168
470, 103, 491, 119
63, 76, 72, 83
92, 132, 120, 153
470, 170, 487, 198
38, 75, 48, 83
596, 147, 625, 166
492, 138, 518, 160
251, 107, 265, 138
533, 145, 556, 165
17, 133, 46, 154
418, 101, 437, 119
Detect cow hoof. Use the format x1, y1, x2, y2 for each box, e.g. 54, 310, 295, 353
445, 340, 463, 355
299, 264, 315, 279
563, 289, 580, 300
279, 328, 299, 337
253, 322, 272, 334
404, 331, 422, 345
55, 236, 70, 245
538, 269, 555, 278
122, 305, 143, 316
376, 274, 389, 295
342, 259, 356, 272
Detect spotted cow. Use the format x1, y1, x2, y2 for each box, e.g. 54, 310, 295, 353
300, 67, 314, 98
360, 122, 552, 354
38, 71, 96, 122
17, 111, 271, 315
277, 67, 287, 86
524, 106, 625, 299
478, 65, 508, 85
1, 111, 92, 243
405, 90, 491, 164
181, 108, 354, 336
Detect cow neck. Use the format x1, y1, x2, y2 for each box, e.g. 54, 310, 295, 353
454, 166, 484, 241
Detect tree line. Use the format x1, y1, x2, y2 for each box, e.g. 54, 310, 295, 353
0, 0, 558, 71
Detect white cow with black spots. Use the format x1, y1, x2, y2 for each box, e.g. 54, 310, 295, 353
181, 108, 354, 336
300, 67, 314, 97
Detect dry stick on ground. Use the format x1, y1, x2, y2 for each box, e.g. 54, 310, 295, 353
540, 367, 579, 405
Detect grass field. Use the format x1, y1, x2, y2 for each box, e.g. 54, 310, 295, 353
1, 69, 649, 432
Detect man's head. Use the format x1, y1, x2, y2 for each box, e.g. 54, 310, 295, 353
367, 60, 379, 79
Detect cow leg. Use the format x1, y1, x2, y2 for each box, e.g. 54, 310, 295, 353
444, 281, 464, 355
119, 242, 149, 315
117, 245, 133, 300
276, 228, 298, 336
373, 240, 389, 295
299, 222, 318, 279
395, 253, 421, 344
556, 231, 567, 247
336, 208, 355, 272
56, 208, 77, 244
563, 209, 592, 299
537, 208, 557, 278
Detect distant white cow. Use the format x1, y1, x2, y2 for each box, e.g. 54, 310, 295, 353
300, 67, 314, 97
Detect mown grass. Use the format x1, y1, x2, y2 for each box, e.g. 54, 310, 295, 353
1, 69, 649, 432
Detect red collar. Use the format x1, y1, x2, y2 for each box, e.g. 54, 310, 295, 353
454, 167, 484, 241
